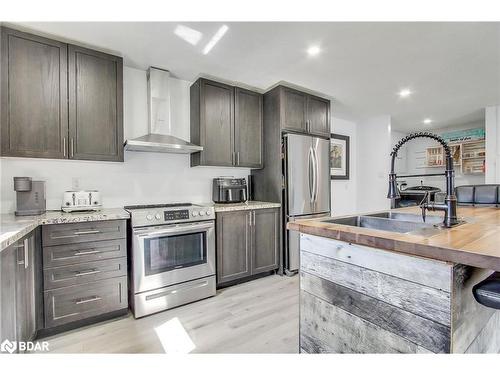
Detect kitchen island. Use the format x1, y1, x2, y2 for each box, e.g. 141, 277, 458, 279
288, 206, 500, 354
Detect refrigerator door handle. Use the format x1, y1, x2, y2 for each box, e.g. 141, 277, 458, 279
308, 147, 314, 203
313, 146, 320, 203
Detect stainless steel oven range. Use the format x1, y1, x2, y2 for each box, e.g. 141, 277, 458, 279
125, 203, 216, 318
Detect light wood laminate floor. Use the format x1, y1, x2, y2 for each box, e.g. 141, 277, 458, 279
41, 275, 299, 353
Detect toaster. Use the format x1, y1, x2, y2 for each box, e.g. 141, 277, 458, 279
212, 178, 248, 203
61, 190, 102, 212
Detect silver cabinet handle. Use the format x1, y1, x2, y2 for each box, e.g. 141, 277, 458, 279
74, 249, 100, 256
74, 230, 100, 235
237, 151, 240, 166
75, 296, 102, 305
63, 137, 67, 157
53, 229, 100, 240
24, 238, 29, 269
16, 243, 25, 265
249, 211, 255, 226
75, 269, 100, 277
70, 138, 74, 158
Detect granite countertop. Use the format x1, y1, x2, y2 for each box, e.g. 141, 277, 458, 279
210, 201, 281, 212
287, 206, 500, 272
0, 208, 130, 252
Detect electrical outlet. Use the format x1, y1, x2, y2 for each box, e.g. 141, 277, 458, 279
72, 177, 80, 190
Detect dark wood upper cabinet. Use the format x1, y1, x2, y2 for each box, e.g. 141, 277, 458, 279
191, 79, 234, 167
307, 95, 330, 137
191, 78, 263, 169
234, 87, 263, 168
0, 26, 124, 162
275, 86, 331, 138
68, 45, 123, 162
1, 27, 68, 159
281, 87, 307, 133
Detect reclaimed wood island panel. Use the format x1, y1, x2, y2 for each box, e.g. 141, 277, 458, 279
288, 206, 500, 353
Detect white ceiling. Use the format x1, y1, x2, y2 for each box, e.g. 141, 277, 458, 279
13, 22, 500, 132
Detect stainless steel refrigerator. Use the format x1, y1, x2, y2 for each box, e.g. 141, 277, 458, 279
284, 133, 331, 274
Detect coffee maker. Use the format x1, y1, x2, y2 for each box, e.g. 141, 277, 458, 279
14, 177, 46, 216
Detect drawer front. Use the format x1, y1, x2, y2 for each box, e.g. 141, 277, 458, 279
43, 239, 127, 268
42, 220, 126, 246
44, 276, 128, 328
44, 258, 127, 290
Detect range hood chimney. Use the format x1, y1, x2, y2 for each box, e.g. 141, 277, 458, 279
124, 67, 203, 154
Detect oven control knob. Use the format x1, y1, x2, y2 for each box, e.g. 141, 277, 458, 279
205, 210, 211, 216
155, 213, 161, 220
192, 211, 199, 217
146, 214, 153, 221
199, 211, 205, 216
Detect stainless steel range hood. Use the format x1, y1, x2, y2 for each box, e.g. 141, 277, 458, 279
124, 67, 203, 154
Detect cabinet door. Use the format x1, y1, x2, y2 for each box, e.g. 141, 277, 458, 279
252, 208, 280, 274
216, 211, 252, 285
307, 95, 330, 137
281, 87, 307, 132
1, 27, 68, 159
15, 232, 37, 343
0, 243, 18, 346
68, 45, 123, 162
234, 88, 263, 168
199, 79, 234, 166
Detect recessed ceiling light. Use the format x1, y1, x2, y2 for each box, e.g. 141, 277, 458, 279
202, 25, 229, 55
307, 45, 321, 57
423, 118, 432, 124
398, 89, 412, 98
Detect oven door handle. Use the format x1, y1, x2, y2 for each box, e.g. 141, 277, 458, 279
135, 221, 214, 238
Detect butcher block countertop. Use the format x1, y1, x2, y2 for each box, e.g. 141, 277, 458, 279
287, 206, 500, 272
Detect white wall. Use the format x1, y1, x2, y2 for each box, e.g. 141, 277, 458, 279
356, 115, 392, 213
403, 122, 486, 190
485, 105, 500, 183
0, 67, 250, 213
330, 117, 357, 216
390, 130, 408, 175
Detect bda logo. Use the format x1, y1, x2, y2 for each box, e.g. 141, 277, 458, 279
0, 339, 17, 354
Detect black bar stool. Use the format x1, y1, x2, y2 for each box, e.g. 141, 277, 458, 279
473, 272, 500, 309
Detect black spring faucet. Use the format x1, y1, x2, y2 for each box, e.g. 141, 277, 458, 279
387, 132, 460, 228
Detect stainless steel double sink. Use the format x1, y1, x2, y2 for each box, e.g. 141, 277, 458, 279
321, 211, 446, 237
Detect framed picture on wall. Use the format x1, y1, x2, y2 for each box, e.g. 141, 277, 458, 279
330, 133, 350, 180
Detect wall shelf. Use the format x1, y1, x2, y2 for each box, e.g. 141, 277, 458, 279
425, 139, 485, 175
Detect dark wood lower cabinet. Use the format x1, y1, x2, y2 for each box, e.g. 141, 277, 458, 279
41, 220, 128, 333
216, 210, 252, 284
252, 208, 280, 274
216, 208, 280, 287
44, 276, 127, 329
0, 228, 42, 352
1, 220, 129, 350
0, 241, 18, 345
